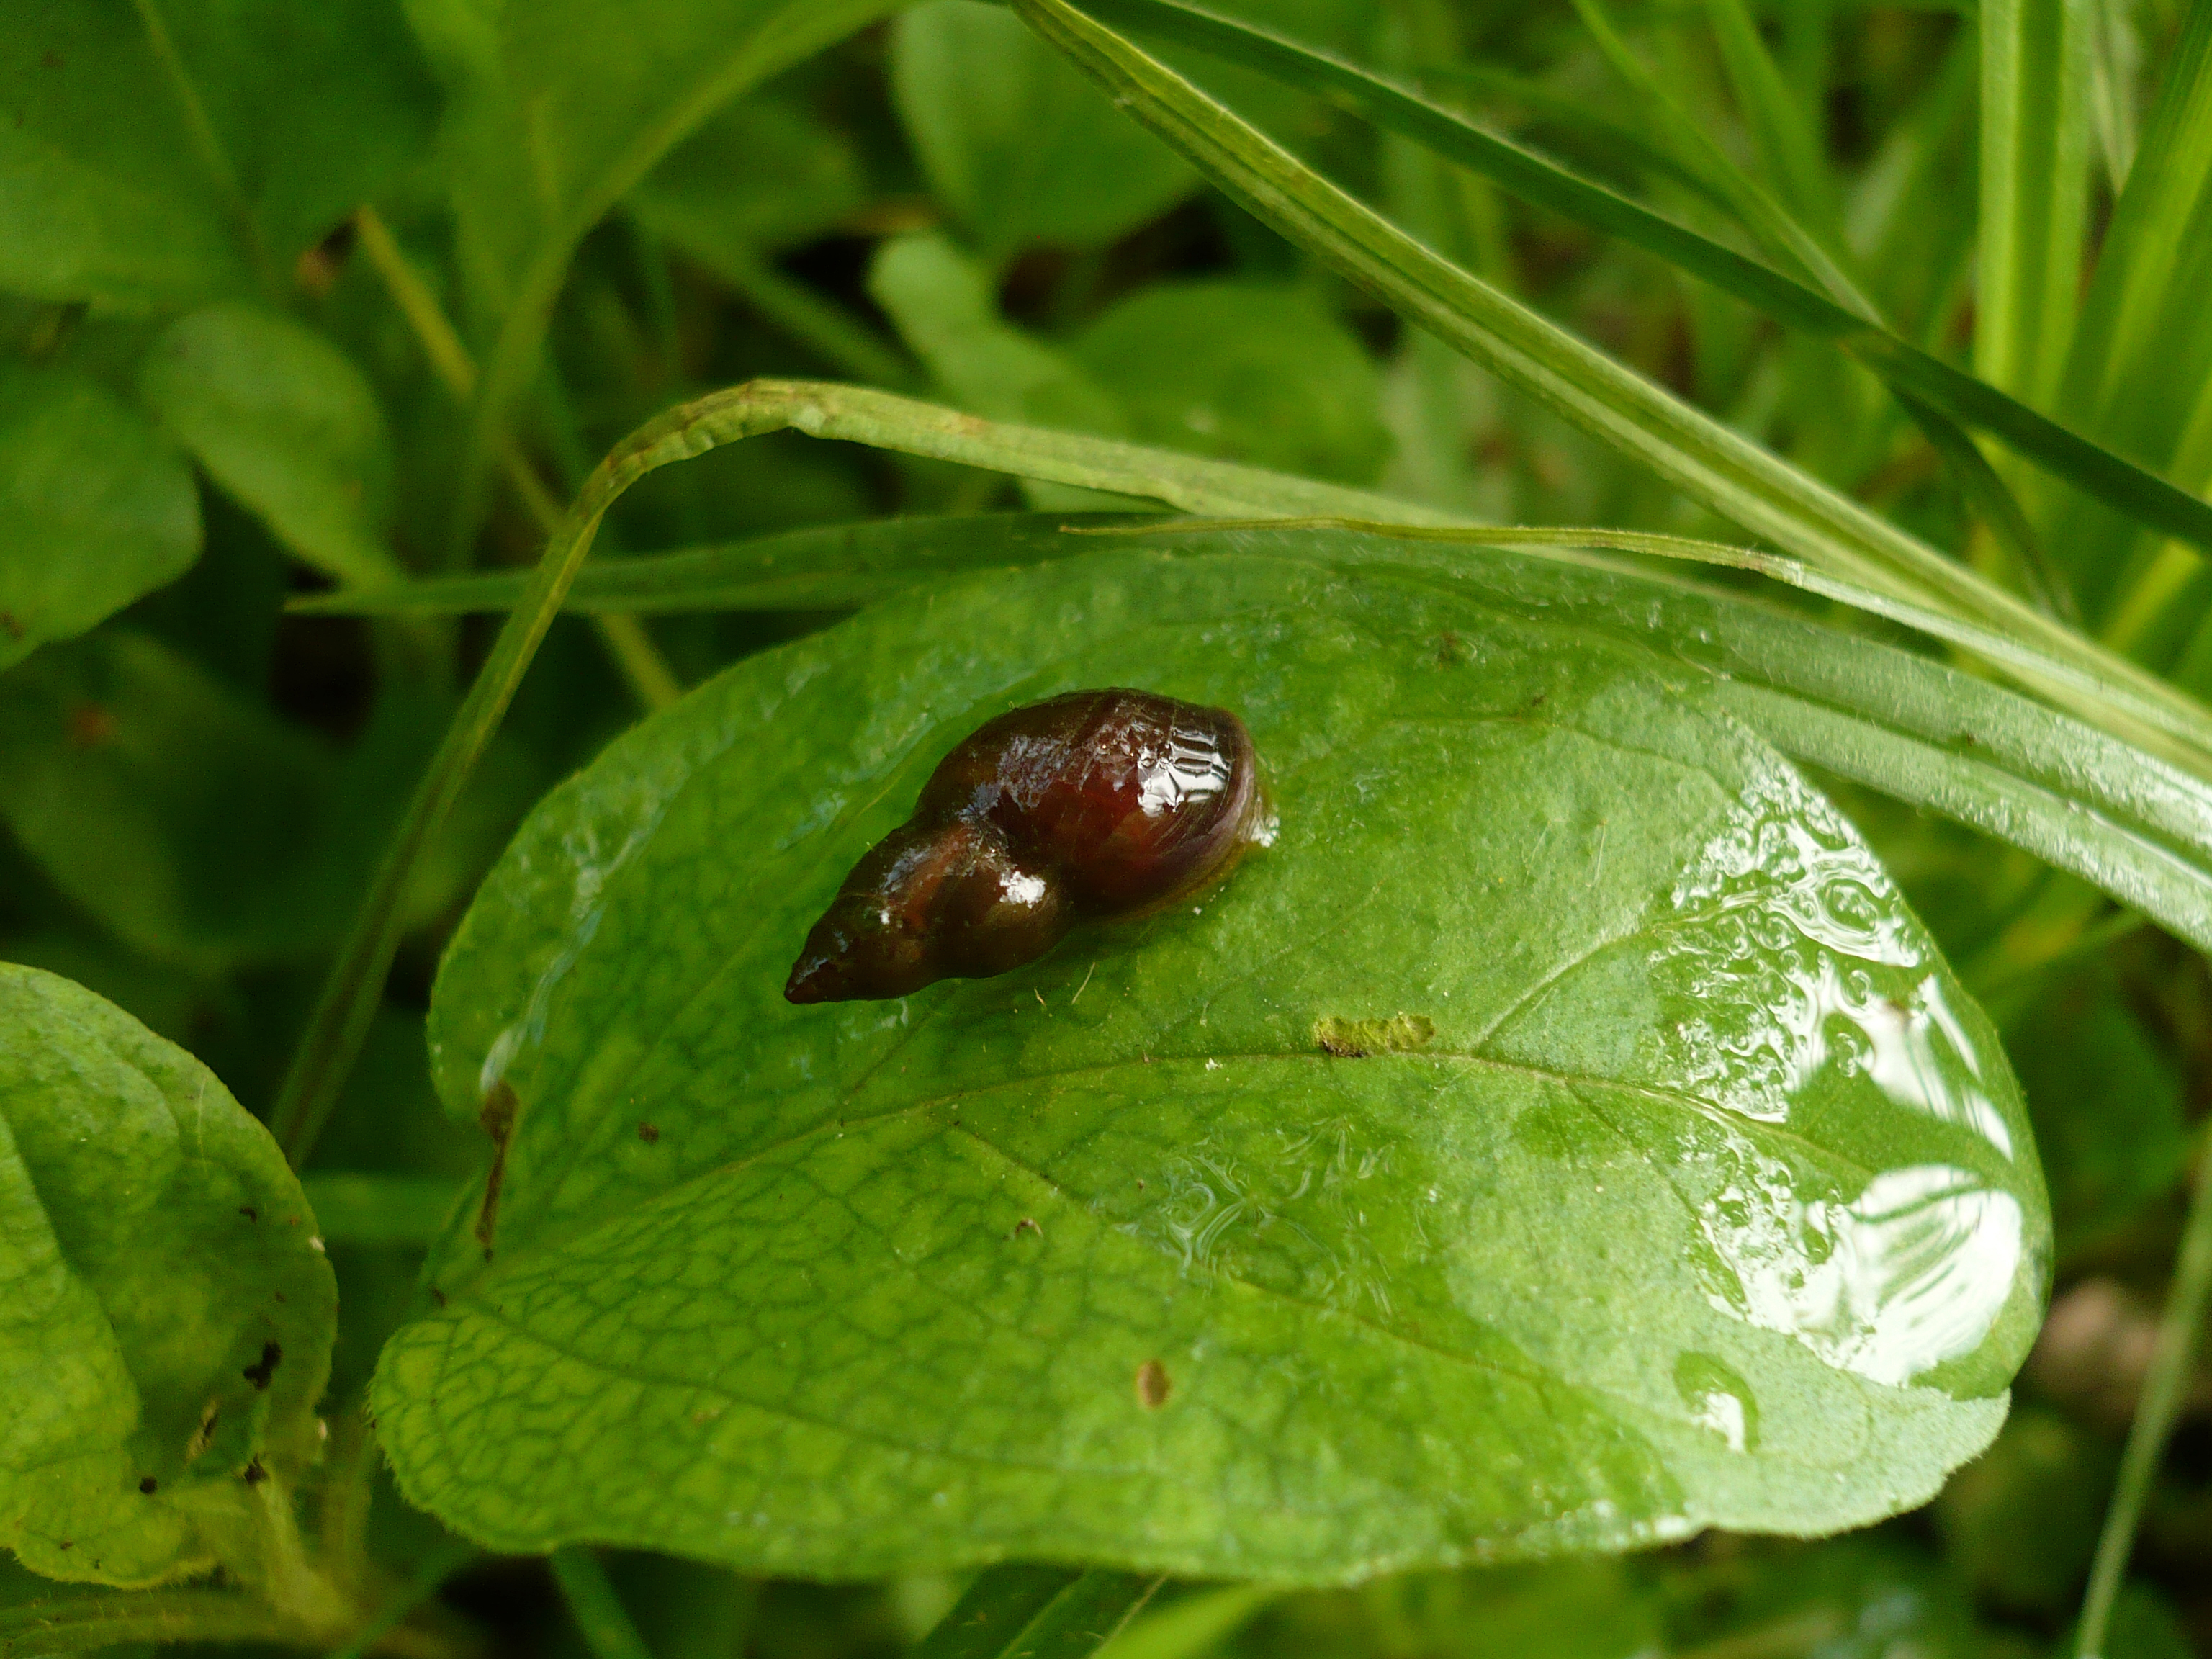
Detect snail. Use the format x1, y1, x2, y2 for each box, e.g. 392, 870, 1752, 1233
784, 688, 1268, 1003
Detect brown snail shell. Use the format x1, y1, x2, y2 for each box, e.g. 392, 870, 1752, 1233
784, 688, 1267, 1003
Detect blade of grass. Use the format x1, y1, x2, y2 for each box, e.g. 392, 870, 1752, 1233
287, 513, 1158, 616
1583, 0, 2073, 618
549, 1550, 653, 1659
1701, 0, 1839, 235
2074, 1133, 2212, 1659
2054, 0, 2212, 631
914, 1566, 1163, 1659
1066, 0, 2212, 571
2090, 0, 2145, 191
353, 207, 683, 714
1012, 0, 2212, 749
644, 228, 918, 389
1572, 0, 1874, 310
1979, 0, 2095, 408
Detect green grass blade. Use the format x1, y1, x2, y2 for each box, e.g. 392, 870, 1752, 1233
550, 1549, 655, 1659
2050, 1, 2212, 627
1069, 0, 2212, 565
2065, 0, 2212, 437
1013, 0, 2212, 748
2073, 1136, 2212, 1659
1701, 0, 1838, 236
1980, 0, 2096, 405
1571, 0, 1874, 311
914, 1567, 1162, 1659
288, 513, 1156, 617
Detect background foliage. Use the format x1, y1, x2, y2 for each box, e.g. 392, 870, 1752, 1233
4, 0, 2212, 1656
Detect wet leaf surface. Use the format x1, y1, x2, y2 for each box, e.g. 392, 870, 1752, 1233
378, 550, 2047, 1580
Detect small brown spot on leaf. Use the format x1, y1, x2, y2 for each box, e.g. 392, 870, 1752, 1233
242, 1341, 281, 1390
238, 1205, 258, 1221
1434, 630, 1467, 666
429, 1286, 446, 1308
41, 50, 63, 69
637, 1120, 660, 1143
0, 611, 23, 640
1010, 1216, 1041, 1241
65, 703, 117, 747
477, 1079, 520, 1259
1136, 1359, 1172, 1409
241, 1457, 268, 1487
138, 1477, 157, 1495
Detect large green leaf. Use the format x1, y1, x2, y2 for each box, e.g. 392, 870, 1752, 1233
0, 965, 336, 1587
891, 0, 1197, 257
377, 548, 2047, 1580
0, 631, 343, 971
0, 365, 200, 675
139, 305, 401, 588
0, 0, 436, 309
629, 91, 871, 261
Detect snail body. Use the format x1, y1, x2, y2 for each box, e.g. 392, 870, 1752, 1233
784, 688, 1267, 1003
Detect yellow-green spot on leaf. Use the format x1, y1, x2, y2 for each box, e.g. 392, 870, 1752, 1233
1313, 1013, 1437, 1058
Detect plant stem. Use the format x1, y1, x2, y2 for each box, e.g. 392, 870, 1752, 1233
0, 1590, 315, 1658
352, 206, 683, 714
327, 1542, 481, 1659
267, 407, 637, 1161
914, 1565, 1164, 1659
2076, 1129, 2212, 1658
549, 1548, 654, 1659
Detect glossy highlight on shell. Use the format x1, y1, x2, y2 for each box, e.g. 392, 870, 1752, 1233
784, 688, 1267, 1003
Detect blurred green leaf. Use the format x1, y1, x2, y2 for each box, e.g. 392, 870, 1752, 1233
631, 91, 870, 261
1657, 1536, 1992, 1659
0, 631, 343, 970
377, 548, 2045, 1577
892, 0, 1197, 257
297, 1175, 460, 1249
0, 964, 336, 1587
138, 303, 401, 588
0, 364, 200, 674
871, 233, 1129, 438
0, 0, 436, 309
1068, 281, 1390, 484
2004, 968, 2190, 1258
1936, 1406, 2113, 1614
1246, 1560, 1659, 1659
411, 0, 902, 541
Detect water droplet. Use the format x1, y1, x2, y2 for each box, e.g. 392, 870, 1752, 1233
1673, 1352, 1759, 1452
1695, 1152, 2024, 1387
